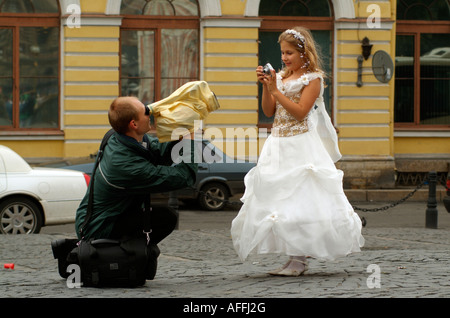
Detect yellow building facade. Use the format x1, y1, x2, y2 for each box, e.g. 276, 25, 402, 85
0, 0, 449, 189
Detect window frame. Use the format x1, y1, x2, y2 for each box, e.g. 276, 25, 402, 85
0, 11, 61, 134
395, 20, 450, 130
120, 15, 200, 103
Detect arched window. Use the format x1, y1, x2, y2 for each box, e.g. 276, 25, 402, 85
397, 0, 450, 20
0, 0, 59, 13
0, 0, 60, 131
257, 0, 334, 127
395, 0, 450, 127
259, 0, 331, 16
120, 0, 198, 15
120, 0, 200, 103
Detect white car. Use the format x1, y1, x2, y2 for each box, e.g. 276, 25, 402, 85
0, 145, 89, 234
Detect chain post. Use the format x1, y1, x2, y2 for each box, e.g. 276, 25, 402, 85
426, 171, 438, 229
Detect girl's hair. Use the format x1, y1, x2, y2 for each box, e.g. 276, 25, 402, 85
278, 26, 325, 79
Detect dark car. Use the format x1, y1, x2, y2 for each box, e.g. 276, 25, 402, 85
168, 140, 256, 210
40, 140, 256, 211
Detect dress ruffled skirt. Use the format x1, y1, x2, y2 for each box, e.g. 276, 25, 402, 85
231, 131, 365, 261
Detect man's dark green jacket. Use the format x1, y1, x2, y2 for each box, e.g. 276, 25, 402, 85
75, 132, 197, 239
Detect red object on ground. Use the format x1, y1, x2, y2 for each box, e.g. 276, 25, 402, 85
4, 263, 14, 269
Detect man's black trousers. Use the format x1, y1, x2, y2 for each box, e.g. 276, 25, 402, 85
109, 205, 177, 244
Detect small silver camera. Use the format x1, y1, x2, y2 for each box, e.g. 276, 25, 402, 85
263, 63, 274, 76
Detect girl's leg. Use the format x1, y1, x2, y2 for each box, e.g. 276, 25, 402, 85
268, 257, 293, 275
269, 256, 308, 277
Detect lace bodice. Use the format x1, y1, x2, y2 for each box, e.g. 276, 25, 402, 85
272, 72, 322, 137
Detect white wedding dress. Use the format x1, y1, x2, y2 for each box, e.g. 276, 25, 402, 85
231, 72, 365, 261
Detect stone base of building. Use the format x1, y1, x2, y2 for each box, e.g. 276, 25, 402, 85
337, 156, 396, 189
338, 155, 450, 190
394, 154, 450, 187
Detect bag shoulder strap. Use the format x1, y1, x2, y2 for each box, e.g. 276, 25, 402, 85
99, 129, 115, 158
79, 129, 115, 237
80, 129, 152, 238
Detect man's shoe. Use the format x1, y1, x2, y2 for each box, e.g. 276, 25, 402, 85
51, 239, 78, 278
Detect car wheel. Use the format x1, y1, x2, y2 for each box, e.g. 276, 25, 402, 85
0, 197, 43, 234
198, 182, 229, 211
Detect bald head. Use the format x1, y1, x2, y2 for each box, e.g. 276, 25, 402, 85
108, 96, 141, 134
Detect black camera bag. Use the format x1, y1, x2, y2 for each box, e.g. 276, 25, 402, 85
77, 238, 148, 287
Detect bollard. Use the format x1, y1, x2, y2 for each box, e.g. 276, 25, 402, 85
426, 171, 438, 229
168, 191, 179, 230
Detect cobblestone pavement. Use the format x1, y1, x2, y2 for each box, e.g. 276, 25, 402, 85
1, 202, 449, 301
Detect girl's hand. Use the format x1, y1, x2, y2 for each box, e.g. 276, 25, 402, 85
263, 69, 278, 95
259, 68, 277, 117
256, 66, 265, 84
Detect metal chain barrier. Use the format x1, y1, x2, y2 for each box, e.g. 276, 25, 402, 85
352, 179, 428, 212
181, 172, 447, 229
189, 172, 447, 212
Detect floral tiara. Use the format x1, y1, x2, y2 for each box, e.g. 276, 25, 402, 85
285, 29, 306, 48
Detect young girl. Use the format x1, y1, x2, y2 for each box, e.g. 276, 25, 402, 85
231, 27, 365, 276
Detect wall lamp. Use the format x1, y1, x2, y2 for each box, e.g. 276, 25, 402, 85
356, 37, 373, 87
